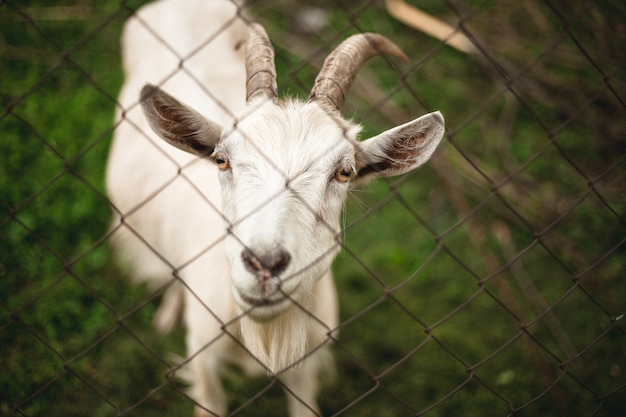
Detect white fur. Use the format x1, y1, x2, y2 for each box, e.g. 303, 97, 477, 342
107, 1, 444, 416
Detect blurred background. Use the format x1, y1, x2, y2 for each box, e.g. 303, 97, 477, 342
1, 0, 625, 416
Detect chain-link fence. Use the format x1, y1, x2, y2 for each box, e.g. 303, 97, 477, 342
2, 0, 625, 416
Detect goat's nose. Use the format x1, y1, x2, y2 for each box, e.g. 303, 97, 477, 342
241, 247, 291, 281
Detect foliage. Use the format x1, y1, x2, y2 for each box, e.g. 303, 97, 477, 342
1, 1, 625, 416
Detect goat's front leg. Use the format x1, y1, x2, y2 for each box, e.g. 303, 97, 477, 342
281, 370, 320, 417
186, 335, 228, 417
281, 273, 337, 417
184, 292, 229, 417
280, 349, 330, 417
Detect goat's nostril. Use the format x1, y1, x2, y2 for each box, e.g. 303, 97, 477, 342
241, 247, 291, 279
269, 250, 291, 275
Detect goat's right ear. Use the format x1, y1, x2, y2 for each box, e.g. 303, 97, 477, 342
139, 84, 222, 157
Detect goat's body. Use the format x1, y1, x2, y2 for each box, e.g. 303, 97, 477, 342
107, 1, 337, 415
108, 1, 445, 416
108, 0, 245, 329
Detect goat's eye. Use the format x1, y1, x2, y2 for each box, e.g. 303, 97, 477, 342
335, 166, 352, 183
214, 153, 230, 170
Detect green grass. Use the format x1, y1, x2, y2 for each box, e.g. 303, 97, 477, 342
2, 1, 625, 417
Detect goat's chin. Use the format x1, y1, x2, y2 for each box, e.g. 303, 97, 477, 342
237, 300, 312, 374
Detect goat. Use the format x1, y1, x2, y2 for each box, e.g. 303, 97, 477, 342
106, 0, 445, 416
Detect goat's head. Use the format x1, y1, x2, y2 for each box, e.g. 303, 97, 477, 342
140, 24, 444, 321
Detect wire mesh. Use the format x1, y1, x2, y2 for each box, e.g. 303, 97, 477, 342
1, 1, 625, 416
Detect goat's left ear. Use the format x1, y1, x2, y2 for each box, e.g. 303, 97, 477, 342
139, 84, 222, 157
354, 111, 444, 183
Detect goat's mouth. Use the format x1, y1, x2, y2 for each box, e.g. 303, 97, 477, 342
238, 292, 288, 308
234, 285, 299, 321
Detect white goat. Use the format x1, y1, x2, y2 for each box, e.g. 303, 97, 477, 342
106, 0, 444, 416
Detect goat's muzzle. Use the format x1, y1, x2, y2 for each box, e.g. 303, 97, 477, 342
236, 247, 294, 320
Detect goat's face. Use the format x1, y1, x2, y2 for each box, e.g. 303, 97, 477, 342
140, 24, 445, 321
216, 102, 360, 319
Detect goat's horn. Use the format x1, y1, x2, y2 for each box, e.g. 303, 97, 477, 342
309, 33, 408, 113
245, 23, 278, 103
